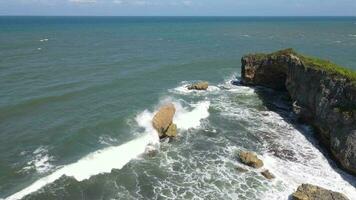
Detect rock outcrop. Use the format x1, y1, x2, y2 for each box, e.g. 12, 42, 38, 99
261, 170, 275, 179
152, 103, 177, 138
187, 81, 209, 90
241, 49, 356, 175
292, 184, 349, 200
238, 151, 264, 168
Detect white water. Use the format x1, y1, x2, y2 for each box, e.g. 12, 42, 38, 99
7, 100, 210, 200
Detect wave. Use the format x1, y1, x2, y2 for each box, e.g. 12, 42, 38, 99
6, 100, 210, 200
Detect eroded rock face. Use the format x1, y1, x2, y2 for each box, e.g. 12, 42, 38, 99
240, 49, 356, 175
187, 82, 209, 90
292, 184, 349, 200
238, 151, 264, 168
152, 103, 176, 137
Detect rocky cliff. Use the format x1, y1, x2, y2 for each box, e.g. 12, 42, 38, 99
241, 49, 356, 175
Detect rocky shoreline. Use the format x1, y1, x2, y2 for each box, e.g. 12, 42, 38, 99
239, 49, 355, 200
241, 49, 356, 176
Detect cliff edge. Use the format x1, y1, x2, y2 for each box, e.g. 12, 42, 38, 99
241, 49, 356, 175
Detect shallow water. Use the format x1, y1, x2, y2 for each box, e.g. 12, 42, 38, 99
0, 17, 356, 200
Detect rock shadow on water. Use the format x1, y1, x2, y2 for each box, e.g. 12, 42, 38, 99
231, 80, 356, 188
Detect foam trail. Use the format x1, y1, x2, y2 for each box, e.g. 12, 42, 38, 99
7, 111, 159, 200
173, 101, 210, 130
7, 100, 210, 200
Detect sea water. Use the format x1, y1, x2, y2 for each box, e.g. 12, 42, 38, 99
0, 17, 356, 200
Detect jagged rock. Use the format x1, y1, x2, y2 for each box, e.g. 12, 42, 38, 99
261, 170, 275, 179
165, 123, 177, 137
187, 81, 209, 90
152, 103, 176, 137
240, 49, 356, 175
238, 151, 264, 168
292, 184, 349, 200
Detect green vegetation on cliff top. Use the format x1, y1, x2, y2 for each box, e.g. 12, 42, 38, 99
250, 48, 356, 82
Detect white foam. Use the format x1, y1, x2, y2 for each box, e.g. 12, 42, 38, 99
173, 101, 210, 130
6, 111, 159, 200
20, 146, 54, 174
348, 34, 356, 37
39, 39, 49, 42
171, 83, 220, 94
7, 99, 210, 200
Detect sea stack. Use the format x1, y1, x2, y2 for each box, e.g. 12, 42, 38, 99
240, 48, 356, 175
152, 103, 177, 138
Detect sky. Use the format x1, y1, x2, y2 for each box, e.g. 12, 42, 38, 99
0, 0, 355, 16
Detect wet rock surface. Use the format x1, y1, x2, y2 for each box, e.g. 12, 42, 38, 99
292, 184, 349, 200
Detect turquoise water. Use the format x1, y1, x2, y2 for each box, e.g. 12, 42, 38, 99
1, 17, 356, 200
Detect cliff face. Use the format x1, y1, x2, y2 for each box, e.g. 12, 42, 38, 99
241, 49, 356, 175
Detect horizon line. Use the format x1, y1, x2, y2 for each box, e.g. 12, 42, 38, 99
1, 15, 356, 17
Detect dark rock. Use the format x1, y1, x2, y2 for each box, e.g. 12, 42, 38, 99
261, 170, 275, 179
235, 166, 248, 172
187, 81, 209, 90
238, 151, 264, 168
292, 184, 349, 200
240, 49, 356, 175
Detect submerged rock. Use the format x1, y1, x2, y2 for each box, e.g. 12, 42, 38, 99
238, 151, 264, 168
235, 166, 248, 172
261, 170, 275, 179
152, 103, 176, 138
292, 184, 349, 200
240, 49, 356, 175
187, 81, 209, 90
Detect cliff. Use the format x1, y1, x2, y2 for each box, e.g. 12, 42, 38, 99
241, 49, 356, 175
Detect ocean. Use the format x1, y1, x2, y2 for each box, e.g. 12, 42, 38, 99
0, 16, 355, 200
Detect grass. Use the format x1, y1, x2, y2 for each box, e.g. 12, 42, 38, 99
248, 48, 356, 82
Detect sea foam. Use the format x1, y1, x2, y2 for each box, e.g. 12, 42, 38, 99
6, 100, 210, 200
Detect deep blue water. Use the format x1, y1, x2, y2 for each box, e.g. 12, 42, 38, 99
0, 17, 356, 200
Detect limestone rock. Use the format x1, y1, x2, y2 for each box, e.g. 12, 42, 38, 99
152, 103, 176, 137
165, 123, 177, 137
261, 170, 275, 179
240, 49, 356, 175
187, 82, 209, 90
238, 151, 264, 168
292, 184, 349, 200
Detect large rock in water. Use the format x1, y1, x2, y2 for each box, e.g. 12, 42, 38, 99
187, 81, 209, 90
240, 49, 356, 175
238, 151, 264, 168
292, 184, 349, 200
152, 103, 176, 137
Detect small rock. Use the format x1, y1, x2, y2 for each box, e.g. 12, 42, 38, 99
235, 166, 248, 172
238, 151, 264, 168
261, 170, 275, 179
292, 184, 349, 200
187, 81, 209, 90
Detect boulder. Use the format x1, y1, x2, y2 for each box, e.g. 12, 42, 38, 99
292, 184, 349, 200
238, 151, 264, 168
165, 123, 177, 137
187, 82, 209, 90
261, 170, 275, 179
152, 103, 176, 137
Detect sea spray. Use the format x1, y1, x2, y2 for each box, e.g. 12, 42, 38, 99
6, 100, 210, 200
